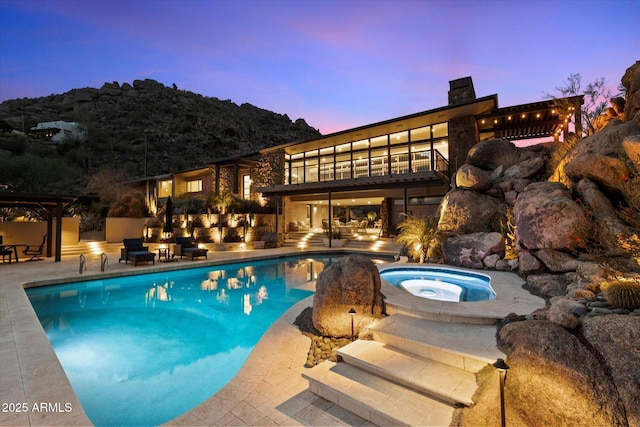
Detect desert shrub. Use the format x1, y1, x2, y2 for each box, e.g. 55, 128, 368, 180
603, 279, 640, 310
107, 191, 148, 217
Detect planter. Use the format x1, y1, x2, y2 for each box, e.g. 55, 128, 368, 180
322, 238, 347, 248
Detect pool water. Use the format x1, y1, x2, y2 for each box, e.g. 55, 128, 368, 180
379, 266, 495, 302
27, 255, 385, 426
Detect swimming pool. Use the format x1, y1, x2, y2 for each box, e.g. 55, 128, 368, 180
27, 255, 387, 426
379, 266, 495, 302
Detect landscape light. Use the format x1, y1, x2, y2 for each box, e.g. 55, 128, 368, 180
493, 358, 510, 427
349, 308, 356, 341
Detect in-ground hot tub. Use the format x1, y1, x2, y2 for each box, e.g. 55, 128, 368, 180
380, 266, 496, 302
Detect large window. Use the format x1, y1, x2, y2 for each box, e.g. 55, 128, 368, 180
283, 122, 448, 184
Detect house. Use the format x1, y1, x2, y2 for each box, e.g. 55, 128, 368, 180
137, 154, 259, 216
30, 121, 88, 142
137, 76, 582, 240
254, 77, 583, 237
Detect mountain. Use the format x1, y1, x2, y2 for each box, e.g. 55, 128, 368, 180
0, 79, 321, 194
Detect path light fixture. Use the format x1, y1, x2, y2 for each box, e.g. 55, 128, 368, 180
349, 308, 356, 341
493, 358, 510, 427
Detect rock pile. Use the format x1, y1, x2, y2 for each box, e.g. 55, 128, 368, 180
451, 61, 640, 426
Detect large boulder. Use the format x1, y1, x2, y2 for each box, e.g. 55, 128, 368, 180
561, 121, 639, 193
581, 315, 640, 427
455, 163, 491, 191
312, 255, 385, 337
514, 182, 587, 251
437, 189, 507, 235
621, 60, 640, 124
498, 320, 628, 427
466, 139, 520, 171
502, 156, 545, 180
442, 232, 504, 269
622, 134, 640, 172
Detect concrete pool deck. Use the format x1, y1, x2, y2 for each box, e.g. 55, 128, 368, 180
1, 247, 545, 426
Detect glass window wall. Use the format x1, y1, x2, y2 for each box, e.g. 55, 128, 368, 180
283, 122, 448, 184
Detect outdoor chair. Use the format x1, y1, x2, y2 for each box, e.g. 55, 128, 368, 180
119, 238, 156, 266
1, 236, 13, 263
23, 234, 46, 261
356, 220, 368, 233
174, 237, 208, 260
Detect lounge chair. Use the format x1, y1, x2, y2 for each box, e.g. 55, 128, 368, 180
119, 238, 156, 266
174, 237, 208, 260
23, 234, 46, 261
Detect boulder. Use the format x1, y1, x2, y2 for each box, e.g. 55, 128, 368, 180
562, 121, 639, 193
514, 182, 587, 251
442, 232, 504, 269
575, 178, 636, 253
546, 297, 582, 329
498, 320, 627, 427
455, 164, 491, 191
437, 189, 507, 235
581, 315, 640, 427
483, 253, 500, 269
466, 138, 520, 171
621, 60, 640, 125
535, 248, 581, 273
525, 273, 569, 299
502, 157, 545, 180
312, 255, 384, 337
518, 250, 543, 275
622, 134, 640, 172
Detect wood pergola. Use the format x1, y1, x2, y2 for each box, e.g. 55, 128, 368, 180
0, 193, 77, 262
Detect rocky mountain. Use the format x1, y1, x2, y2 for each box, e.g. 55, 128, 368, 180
0, 79, 321, 193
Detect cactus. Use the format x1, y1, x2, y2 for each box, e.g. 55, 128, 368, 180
604, 280, 640, 310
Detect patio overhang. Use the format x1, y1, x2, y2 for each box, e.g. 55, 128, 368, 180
0, 192, 77, 262
476, 95, 584, 141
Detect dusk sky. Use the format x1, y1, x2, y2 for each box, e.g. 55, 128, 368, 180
1, 0, 638, 135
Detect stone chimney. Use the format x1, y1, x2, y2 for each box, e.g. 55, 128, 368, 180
448, 77, 476, 105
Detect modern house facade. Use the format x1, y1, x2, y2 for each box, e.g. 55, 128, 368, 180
255, 77, 583, 237
139, 76, 582, 240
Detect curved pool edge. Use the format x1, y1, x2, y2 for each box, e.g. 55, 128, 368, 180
2, 247, 390, 427
378, 262, 546, 324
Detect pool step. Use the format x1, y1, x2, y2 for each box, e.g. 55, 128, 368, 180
303, 314, 503, 425
338, 340, 477, 406
303, 360, 457, 426
367, 314, 504, 373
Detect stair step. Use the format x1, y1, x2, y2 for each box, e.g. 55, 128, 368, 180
368, 314, 504, 373
338, 340, 477, 406
303, 361, 456, 426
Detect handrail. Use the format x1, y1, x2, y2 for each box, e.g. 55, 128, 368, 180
79, 254, 87, 274
100, 253, 109, 272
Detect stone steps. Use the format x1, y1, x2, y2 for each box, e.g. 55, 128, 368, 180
304, 360, 456, 426
368, 314, 504, 372
338, 340, 477, 406
302, 313, 504, 425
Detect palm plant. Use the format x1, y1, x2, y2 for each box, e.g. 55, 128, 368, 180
395, 214, 440, 263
